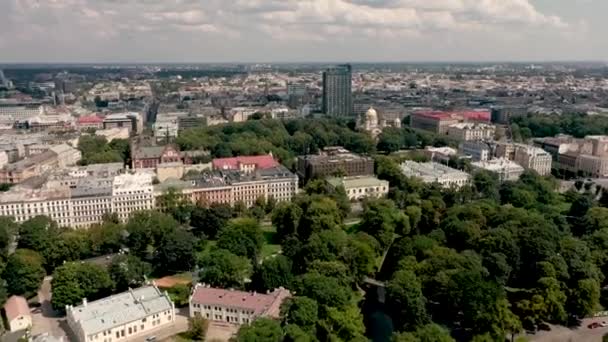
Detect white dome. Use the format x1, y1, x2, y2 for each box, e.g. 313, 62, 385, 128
365, 107, 378, 120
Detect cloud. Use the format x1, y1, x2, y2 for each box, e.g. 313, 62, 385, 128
0, 0, 595, 62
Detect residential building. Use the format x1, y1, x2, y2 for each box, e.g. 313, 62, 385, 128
327, 176, 388, 200
189, 284, 291, 325
212, 154, 278, 173
66, 285, 175, 342
103, 112, 141, 134
49, 144, 82, 168
322, 64, 353, 117
4, 296, 31, 332
0, 150, 59, 184
296, 147, 374, 184
491, 105, 527, 124
95, 128, 130, 142
471, 159, 525, 182
534, 135, 608, 177
512, 144, 552, 176
447, 123, 496, 141
287, 83, 308, 109
177, 114, 205, 132
154, 113, 183, 142
400, 161, 471, 188
410, 110, 491, 134
132, 145, 182, 169
460, 141, 492, 161
76, 115, 104, 130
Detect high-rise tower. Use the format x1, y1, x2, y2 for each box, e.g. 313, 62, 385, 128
322, 64, 353, 117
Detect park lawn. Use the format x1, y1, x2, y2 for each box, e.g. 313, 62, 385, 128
261, 244, 282, 260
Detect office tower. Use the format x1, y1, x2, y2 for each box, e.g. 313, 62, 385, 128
287, 83, 307, 109
0, 70, 8, 88
322, 64, 353, 117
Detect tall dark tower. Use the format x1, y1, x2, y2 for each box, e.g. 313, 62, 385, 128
322, 64, 353, 117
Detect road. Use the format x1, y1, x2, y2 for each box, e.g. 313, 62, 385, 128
528, 318, 608, 342
30, 276, 66, 339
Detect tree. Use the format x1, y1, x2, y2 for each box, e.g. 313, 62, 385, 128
154, 229, 196, 273
567, 278, 600, 319
190, 205, 232, 239
109, 255, 151, 292
386, 270, 428, 331
297, 197, 343, 240
0, 217, 16, 257
4, 249, 45, 297
234, 318, 283, 342
284, 324, 317, 342
321, 305, 366, 341
199, 249, 252, 289
272, 202, 303, 243
360, 199, 410, 250
126, 211, 179, 258
293, 272, 352, 309
88, 221, 124, 255
187, 316, 209, 341
51, 262, 114, 312
217, 218, 264, 262
281, 297, 319, 333
18, 216, 58, 252
251, 255, 294, 292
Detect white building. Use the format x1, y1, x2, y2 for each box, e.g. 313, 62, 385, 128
460, 141, 492, 161
66, 285, 175, 342
154, 113, 183, 142
4, 296, 32, 332
471, 158, 525, 182
327, 176, 389, 200
50, 144, 82, 168
111, 173, 155, 222
189, 284, 291, 325
95, 128, 130, 142
512, 144, 552, 176
447, 123, 495, 141
400, 161, 471, 188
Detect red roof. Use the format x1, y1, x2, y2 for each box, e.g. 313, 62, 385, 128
4, 296, 29, 322
77, 115, 103, 124
191, 285, 290, 318
212, 155, 278, 171
460, 110, 491, 122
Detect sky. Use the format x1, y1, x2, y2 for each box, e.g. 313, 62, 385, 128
0, 0, 605, 63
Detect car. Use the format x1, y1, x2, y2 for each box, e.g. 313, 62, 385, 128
600, 321, 608, 327
588, 322, 601, 329
145, 337, 157, 342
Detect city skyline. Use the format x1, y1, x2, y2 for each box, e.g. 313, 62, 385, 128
0, 0, 606, 63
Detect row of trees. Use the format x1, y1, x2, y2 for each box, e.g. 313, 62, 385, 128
77, 135, 130, 165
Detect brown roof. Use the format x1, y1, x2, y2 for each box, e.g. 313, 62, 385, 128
191, 284, 290, 318
4, 296, 30, 322
154, 276, 192, 289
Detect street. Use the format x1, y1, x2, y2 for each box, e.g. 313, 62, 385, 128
30, 276, 66, 339
528, 318, 608, 342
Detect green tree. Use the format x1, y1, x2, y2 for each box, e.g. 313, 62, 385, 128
126, 211, 179, 258
154, 229, 196, 273
4, 249, 45, 297
199, 249, 252, 289
272, 202, 303, 243
281, 297, 319, 333
187, 316, 209, 341
108, 255, 152, 292
234, 318, 283, 342
387, 270, 428, 331
360, 199, 410, 249
190, 205, 232, 239
293, 272, 352, 310
251, 255, 294, 292
321, 304, 366, 341
217, 218, 264, 262
51, 262, 114, 312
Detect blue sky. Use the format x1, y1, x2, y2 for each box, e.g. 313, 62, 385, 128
0, 0, 604, 63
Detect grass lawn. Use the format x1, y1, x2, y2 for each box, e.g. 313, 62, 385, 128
261, 244, 282, 260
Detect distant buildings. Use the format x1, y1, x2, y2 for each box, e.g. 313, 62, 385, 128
357, 107, 401, 139
410, 110, 491, 134
212, 154, 278, 172
491, 105, 527, 124
323, 64, 353, 117
66, 285, 175, 342
103, 112, 142, 134
471, 158, 525, 182
447, 123, 496, 142
460, 141, 492, 161
512, 144, 552, 176
76, 115, 104, 131
327, 176, 389, 200
132, 145, 182, 169
535, 135, 608, 177
0, 144, 82, 184
296, 147, 374, 184
4, 296, 31, 332
189, 284, 291, 325
400, 161, 470, 188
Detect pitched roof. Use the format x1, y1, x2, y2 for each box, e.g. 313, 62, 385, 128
191, 284, 290, 318
4, 296, 30, 322
212, 155, 277, 171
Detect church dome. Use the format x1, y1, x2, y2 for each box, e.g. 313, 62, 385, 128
365, 107, 378, 121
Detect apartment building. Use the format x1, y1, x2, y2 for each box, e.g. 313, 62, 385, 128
189, 284, 291, 325
447, 123, 496, 141
327, 176, 389, 200
66, 285, 175, 342
460, 141, 492, 161
400, 161, 471, 188
296, 147, 374, 184
471, 159, 525, 182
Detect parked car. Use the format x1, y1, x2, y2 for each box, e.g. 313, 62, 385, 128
588, 322, 601, 329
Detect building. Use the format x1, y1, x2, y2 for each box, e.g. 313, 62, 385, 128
77, 115, 104, 130
512, 144, 552, 176
491, 105, 527, 124
287, 83, 308, 109
411, 110, 491, 134
0, 150, 59, 184
177, 114, 205, 132
357, 107, 401, 139
447, 123, 496, 141
103, 113, 141, 134
423, 146, 459, 164
66, 285, 175, 342
154, 113, 183, 142
471, 159, 525, 182
322, 64, 353, 117
327, 176, 389, 200
49, 144, 82, 168
189, 284, 291, 325
132, 145, 182, 169
400, 161, 471, 188
95, 128, 130, 142
212, 154, 278, 173
4, 295, 32, 332
296, 147, 374, 184
460, 141, 492, 161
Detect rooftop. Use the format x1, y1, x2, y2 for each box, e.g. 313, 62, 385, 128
4, 295, 29, 322
471, 158, 525, 172
68, 285, 173, 335
327, 176, 388, 189
190, 284, 290, 318
401, 161, 470, 180
212, 154, 277, 171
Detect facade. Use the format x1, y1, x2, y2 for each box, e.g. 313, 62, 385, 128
102, 113, 141, 134
296, 147, 374, 184
327, 176, 389, 200
177, 115, 205, 132
66, 285, 175, 342
212, 155, 278, 173
491, 105, 527, 124
0, 150, 59, 184
400, 161, 471, 188
471, 159, 525, 182
423, 146, 459, 164
154, 113, 183, 142
357, 107, 401, 139
534, 135, 608, 177
0, 172, 153, 227
132, 145, 182, 169
77, 115, 104, 130
49, 144, 82, 168
322, 64, 353, 117
4, 296, 32, 332
447, 123, 496, 141
411, 110, 491, 134
189, 284, 291, 325
460, 141, 492, 161
512, 144, 552, 176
